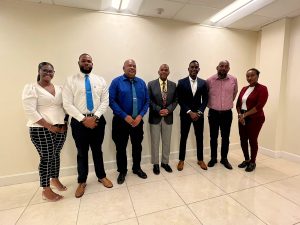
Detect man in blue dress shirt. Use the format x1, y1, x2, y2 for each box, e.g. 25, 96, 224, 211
109, 59, 149, 184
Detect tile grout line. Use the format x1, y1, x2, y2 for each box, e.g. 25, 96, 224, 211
124, 179, 139, 225
14, 186, 40, 224
75, 197, 82, 225
263, 183, 300, 208
228, 194, 268, 225
162, 165, 204, 225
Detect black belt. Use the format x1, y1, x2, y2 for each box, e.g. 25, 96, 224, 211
210, 109, 232, 114
83, 113, 94, 117
241, 110, 247, 113
53, 124, 64, 128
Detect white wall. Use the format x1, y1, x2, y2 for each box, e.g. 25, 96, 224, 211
257, 19, 290, 151
281, 16, 300, 155
0, 0, 258, 182
257, 17, 300, 158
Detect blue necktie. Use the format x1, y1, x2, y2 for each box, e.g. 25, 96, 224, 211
85, 74, 94, 112
131, 79, 138, 118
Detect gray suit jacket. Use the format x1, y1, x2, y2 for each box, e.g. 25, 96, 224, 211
148, 79, 177, 124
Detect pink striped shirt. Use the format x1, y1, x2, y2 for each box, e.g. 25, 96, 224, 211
206, 74, 238, 111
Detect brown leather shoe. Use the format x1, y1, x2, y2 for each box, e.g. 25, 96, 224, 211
198, 161, 207, 170
177, 160, 184, 171
98, 177, 113, 188
75, 183, 86, 198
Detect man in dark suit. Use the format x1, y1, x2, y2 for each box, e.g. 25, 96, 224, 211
177, 60, 208, 171
148, 64, 178, 175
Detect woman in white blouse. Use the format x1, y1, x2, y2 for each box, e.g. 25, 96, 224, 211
236, 68, 268, 172
22, 62, 68, 201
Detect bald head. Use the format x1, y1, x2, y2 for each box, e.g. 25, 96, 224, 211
123, 59, 136, 79
216, 60, 230, 79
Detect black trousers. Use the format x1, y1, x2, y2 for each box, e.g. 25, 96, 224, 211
71, 116, 106, 183
112, 116, 144, 174
179, 115, 204, 161
208, 109, 233, 160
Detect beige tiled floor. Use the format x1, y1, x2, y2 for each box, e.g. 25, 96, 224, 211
1, 150, 300, 225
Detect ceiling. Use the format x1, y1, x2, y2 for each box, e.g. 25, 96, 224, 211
20, 0, 300, 31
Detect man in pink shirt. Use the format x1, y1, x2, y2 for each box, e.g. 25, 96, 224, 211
206, 60, 238, 169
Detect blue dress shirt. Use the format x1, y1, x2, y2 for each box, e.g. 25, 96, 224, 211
109, 74, 149, 119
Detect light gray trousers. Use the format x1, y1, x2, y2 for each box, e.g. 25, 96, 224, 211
150, 119, 172, 164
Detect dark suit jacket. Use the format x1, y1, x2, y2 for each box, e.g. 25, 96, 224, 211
148, 79, 177, 124
236, 83, 268, 119
177, 76, 208, 118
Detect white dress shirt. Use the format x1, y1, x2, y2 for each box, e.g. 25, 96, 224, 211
189, 76, 197, 96
22, 83, 65, 127
62, 72, 109, 122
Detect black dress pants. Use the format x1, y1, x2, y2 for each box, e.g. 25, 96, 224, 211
179, 115, 204, 161
208, 109, 233, 160
112, 116, 144, 174
71, 116, 106, 183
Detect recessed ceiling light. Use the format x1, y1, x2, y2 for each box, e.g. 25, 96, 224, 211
210, 0, 274, 26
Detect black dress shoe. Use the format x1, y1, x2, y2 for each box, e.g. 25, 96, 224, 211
161, 163, 173, 173
153, 164, 160, 175
133, 169, 147, 179
238, 161, 249, 168
245, 162, 256, 172
117, 173, 126, 184
207, 159, 217, 167
220, 159, 233, 170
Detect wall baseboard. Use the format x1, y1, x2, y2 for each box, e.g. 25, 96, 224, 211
259, 146, 300, 163
1, 143, 298, 187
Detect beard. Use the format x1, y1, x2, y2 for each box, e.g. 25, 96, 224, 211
80, 65, 93, 74
218, 71, 227, 78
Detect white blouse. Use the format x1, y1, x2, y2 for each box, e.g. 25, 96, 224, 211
22, 83, 66, 127
241, 86, 255, 110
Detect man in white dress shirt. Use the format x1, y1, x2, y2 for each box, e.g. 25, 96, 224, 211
63, 53, 113, 198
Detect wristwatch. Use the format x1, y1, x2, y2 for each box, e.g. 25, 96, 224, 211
93, 115, 100, 122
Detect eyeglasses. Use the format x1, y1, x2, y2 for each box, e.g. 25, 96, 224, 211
41, 69, 55, 74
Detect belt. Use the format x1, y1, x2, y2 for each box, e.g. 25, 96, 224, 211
210, 109, 232, 113
241, 110, 247, 113
53, 124, 64, 128
83, 113, 94, 117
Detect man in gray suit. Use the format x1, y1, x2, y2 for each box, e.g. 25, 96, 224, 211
148, 64, 178, 175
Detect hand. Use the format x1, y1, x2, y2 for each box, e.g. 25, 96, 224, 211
131, 115, 142, 127
238, 114, 246, 125
47, 125, 60, 133
82, 117, 97, 129
189, 111, 199, 121
159, 109, 169, 117
59, 124, 68, 133
125, 115, 134, 125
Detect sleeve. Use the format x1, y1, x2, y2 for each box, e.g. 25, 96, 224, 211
62, 77, 85, 122
139, 81, 149, 117
58, 85, 69, 119
94, 78, 109, 118
236, 90, 242, 110
109, 79, 128, 119
148, 82, 162, 114
255, 85, 268, 111
199, 81, 208, 113
22, 84, 42, 123
233, 77, 238, 100
177, 80, 190, 113
166, 83, 178, 113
